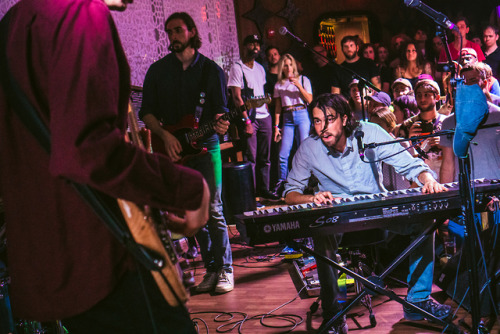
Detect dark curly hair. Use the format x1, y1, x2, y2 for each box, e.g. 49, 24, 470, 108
393, 94, 419, 121
165, 12, 202, 50
308, 93, 359, 138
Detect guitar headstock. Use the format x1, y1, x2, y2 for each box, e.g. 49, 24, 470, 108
245, 94, 272, 109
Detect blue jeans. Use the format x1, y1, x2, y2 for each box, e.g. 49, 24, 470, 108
315, 221, 435, 319
185, 136, 232, 272
278, 108, 310, 181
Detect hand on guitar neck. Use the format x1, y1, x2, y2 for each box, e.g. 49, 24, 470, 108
163, 178, 210, 237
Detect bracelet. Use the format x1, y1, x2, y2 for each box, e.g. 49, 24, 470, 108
245, 118, 252, 125
274, 125, 280, 130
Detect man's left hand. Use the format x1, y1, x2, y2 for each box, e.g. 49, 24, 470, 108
214, 113, 230, 135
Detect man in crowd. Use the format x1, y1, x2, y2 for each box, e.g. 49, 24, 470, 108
332, 35, 380, 98
0, 1, 210, 333
438, 17, 485, 63
140, 12, 234, 294
483, 25, 500, 79
365, 91, 392, 119
391, 78, 413, 99
228, 34, 278, 200
307, 44, 338, 96
264, 46, 281, 187
284, 93, 452, 333
396, 79, 446, 179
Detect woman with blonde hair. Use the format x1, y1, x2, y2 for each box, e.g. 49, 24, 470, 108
272, 53, 313, 197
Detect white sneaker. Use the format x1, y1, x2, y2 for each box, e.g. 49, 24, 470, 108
195, 271, 218, 292
215, 269, 234, 293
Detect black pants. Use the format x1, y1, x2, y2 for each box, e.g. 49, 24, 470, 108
62, 268, 196, 334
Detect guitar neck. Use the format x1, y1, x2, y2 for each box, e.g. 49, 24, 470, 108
186, 107, 244, 143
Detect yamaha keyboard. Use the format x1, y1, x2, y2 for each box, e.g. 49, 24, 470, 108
236, 179, 500, 245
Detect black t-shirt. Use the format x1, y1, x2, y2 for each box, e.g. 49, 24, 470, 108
265, 71, 278, 96
307, 63, 337, 97
485, 47, 500, 80
332, 57, 379, 98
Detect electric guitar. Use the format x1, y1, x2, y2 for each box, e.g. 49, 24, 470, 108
151, 95, 271, 159
116, 103, 188, 307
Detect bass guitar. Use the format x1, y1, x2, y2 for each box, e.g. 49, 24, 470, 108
151, 95, 271, 159
116, 103, 188, 307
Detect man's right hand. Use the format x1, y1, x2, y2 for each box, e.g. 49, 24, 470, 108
165, 178, 210, 237
161, 130, 182, 162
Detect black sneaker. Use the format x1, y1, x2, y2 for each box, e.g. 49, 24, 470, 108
403, 298, 452, 321
319, 315, 348, 334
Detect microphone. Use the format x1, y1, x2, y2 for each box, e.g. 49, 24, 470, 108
279, 26, 306, 45
279, 26, 288, 36
404, 0, 459, 32
354, 130, 365, 161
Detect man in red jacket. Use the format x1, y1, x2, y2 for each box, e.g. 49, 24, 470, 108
0, 0, 210, 333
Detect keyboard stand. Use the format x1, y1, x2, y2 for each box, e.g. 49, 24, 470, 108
288, 219, 463, 334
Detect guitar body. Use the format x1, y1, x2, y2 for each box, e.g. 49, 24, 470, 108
151, 115, 204, 158
123, 106, 188, 307
117, 198, 188, 306
149, 95, 271, 161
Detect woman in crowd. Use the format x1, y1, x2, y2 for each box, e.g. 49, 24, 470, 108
395, 41, 434, 88
376, 44, 393, 93
272, 54, 313, 197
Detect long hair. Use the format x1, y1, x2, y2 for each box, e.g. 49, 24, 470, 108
399, 41, 426, 69
308, 93, 359, 138
165, 12, 202, 50
276, 54, 299, 83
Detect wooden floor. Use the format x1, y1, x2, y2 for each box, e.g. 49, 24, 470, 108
186, 225, 499, 334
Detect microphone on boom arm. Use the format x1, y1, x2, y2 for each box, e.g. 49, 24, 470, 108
403, 0, 459, 32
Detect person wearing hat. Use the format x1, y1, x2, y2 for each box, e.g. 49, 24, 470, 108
396, 79, 446, 178
365, 91, 392, 119
391, 78, 413, 99
228, 34, 278, 200
460, 47, 478, 66
140, 12, 234, 295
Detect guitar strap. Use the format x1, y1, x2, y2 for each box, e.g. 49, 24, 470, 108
193, 57, 213, 127
0, 10, 162, 273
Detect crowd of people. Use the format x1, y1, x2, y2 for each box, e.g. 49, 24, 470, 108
1, 0, 499, 333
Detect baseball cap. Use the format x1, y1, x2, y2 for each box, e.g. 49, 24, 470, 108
366, 91, 391, 107
243, 34, 262, 45
414, 79, 440, 95
461, 47, 477, 58
391, 78, 413, 91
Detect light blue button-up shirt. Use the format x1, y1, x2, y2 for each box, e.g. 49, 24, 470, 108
284, 122, 432, 197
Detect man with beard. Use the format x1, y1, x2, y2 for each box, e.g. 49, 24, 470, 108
332, 35, 380, 98
284, 93, 452, 333
140, 12, 234, 294
228, 35, 277, 200
395, 79, 446, 179
0, 1, 210, 333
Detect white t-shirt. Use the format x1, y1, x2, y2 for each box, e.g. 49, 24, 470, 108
273, 75, 312, 107
228, 60, 269, 119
